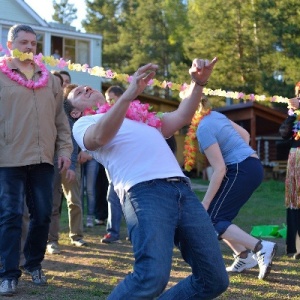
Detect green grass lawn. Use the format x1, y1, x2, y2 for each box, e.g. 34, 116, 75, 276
15, 178, 299, 300
192, 178, 286, 233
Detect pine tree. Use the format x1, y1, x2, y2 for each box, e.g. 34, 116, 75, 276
83, 0, 125, 70
52, 0, 77, 26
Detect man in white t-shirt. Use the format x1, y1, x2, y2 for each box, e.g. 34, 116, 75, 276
68, 59, 229, 299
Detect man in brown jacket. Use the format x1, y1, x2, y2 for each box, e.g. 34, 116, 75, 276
0, 24, 72, 296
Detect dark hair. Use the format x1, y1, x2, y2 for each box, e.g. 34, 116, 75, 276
63, 84, 78, 119
59, 70, 71, 82
63, 83, 78, 101
106, 85, 124, 97
51, 71, 63, 86
8, 24, 36, 42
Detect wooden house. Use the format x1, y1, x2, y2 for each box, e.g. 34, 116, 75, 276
216, 102, 288, 164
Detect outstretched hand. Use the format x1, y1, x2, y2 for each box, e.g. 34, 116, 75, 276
189, 57, 218, 86
123, 63, 159, 102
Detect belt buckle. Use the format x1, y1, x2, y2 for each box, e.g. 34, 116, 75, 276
166, 177, 181, 182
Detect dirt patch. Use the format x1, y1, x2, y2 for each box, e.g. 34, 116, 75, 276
10, 223, 300, 300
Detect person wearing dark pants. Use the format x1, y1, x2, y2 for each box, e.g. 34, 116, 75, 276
279, 89, 300, 259
0, 24, 72, 296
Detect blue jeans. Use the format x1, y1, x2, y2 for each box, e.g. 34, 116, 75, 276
81, 158, 99, 216
106, 182, 122, 239
0, 164, 54, 280
108, 178, 229, 300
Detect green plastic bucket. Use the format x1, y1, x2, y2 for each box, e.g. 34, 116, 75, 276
250, 225, 279, 238
278, 225, 287, 239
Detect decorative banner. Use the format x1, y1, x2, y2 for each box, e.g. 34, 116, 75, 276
0, 46, 290, 104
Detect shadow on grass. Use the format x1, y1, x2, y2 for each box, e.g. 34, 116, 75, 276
12, 180, 300, 299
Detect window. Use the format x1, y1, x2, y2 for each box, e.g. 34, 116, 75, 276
51, 36, 90, 65
36, 33, 44, 55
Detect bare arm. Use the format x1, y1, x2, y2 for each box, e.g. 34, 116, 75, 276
83, 63, 158, 150
202, 143, 226, 210
230, 121, 250, 144
161, 57, 218, 138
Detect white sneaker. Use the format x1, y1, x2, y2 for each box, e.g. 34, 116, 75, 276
256, 241, 277, 280
0, 279, 14, 296
47, 242, 61, 254
11, 279, 17, 294
71, 239, 87, 247
226, 251, 258, 273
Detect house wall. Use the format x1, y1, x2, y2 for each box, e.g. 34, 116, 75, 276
0, 0, 103, 90
0, 0, 40, 25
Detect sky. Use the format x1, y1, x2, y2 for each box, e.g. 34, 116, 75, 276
25, 0, 87, 32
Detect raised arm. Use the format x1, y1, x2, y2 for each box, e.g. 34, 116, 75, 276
83, 63, 158, 150
161, 57, 218, 138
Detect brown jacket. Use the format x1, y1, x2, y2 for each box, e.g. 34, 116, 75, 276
0, 59, 73, 167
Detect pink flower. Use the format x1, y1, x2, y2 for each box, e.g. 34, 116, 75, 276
238, 92, 245, 99
0, 58, 49, 89
180, 83, 188, 91
35, 53, 44, 62
147, 79, 154, 86
167, 82, 172, 88
57, 58, 69, 68
249, 94, 255, 101
106, 69, 114, 78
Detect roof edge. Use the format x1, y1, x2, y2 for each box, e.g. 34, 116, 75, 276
18, 0, 49, 27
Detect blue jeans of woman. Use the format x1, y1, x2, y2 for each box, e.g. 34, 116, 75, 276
108, 178, 229, 300
0, 164, 54, 280
81, 158, 99, 216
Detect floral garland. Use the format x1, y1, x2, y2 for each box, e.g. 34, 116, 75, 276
2, 47, 290, 104
0, 56, 49, 89
183, 109, 211, 171
288, 109, 300, 140
83, 100, 163, 129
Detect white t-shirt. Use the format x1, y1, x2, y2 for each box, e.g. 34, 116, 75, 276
73, 114, 185, 200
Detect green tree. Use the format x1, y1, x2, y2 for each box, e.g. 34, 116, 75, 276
82, 0, 300, 99
83, 0, 125, 71
117, 0, 188, 75
184, 0, 267, 95
256, 0, 300, 97
83, 0, 189, 99
52, 0, 77, 25
116, 0, 189, 98
184, 0, 300, 98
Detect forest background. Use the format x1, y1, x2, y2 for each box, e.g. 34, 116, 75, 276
53, 0, 300, 105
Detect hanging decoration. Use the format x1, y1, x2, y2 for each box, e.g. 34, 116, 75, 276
0, 47, 290, 104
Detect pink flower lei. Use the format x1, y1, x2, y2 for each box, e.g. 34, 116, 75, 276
84, 100, 163, 129
0, 58, 49, 89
